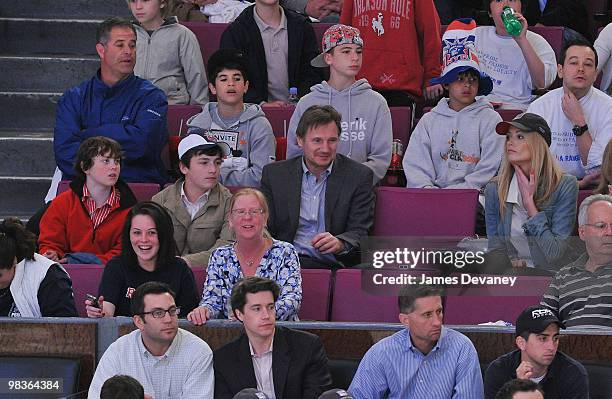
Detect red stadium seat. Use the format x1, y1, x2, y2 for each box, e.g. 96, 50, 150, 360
262, 105, 295, 138
182, 22, 229, 65
373, 187, 479, 237
299, 269, 332, 321
330, 269, 399, 322
192, 268, 207, 294
63, 264, 105, 317
167, 104, 202, 135
57, 181, 160, 202
444, 275, 552, 325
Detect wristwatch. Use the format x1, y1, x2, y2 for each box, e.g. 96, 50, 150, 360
572, 124, 588, 136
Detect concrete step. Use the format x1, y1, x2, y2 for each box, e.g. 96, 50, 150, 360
0, 18, 98, 56
0, 176, 50, 219
0, 55, 98, 92
0, 92, 60, 131
0, 131, 55, 177
0, 0, 130, 19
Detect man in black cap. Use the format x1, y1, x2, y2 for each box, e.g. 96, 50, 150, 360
484, 305, 588, 399
233, 388, 269, 399
318, 389, 353, 399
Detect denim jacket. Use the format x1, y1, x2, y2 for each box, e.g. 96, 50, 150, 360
484, 174, 578, 271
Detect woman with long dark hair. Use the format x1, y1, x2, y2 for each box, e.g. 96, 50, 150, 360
86, 201, 199, 317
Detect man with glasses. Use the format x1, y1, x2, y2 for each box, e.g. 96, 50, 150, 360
541, 194, 612, 328
213, 277, 331, 398
88, 282, 214, 399
39, 136, 137, 265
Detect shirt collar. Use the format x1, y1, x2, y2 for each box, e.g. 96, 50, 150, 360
249, 337, 274, 357
137, 329, 180, 360
404, 327, 445, 355
253, 6, 287, 33
180, 181, 210, 205
82, 184, 118, 208
301, 158, 334, 178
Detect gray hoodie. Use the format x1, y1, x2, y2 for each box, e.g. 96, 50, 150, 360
286, 79, 392, 184
186, 103, 275, 187
403, 97, 504, 189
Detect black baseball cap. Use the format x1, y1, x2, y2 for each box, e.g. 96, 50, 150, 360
319, 389, 354, 399
495, 113, 552, 146
515, 305, 565, 337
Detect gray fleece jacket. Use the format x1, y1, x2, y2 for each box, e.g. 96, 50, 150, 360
403, 97, 504, 190
286, 79, 392, 184
186, 103, 275, 187
134, 17, 208, 105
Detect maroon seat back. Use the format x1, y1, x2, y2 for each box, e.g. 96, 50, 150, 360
390, 106, 412, 147
444, 275, 552, 325
57, 181, 160, 202
167, 104, 203, 135
330, 269, 399, 322
261, 105, 295, 138
528, 26, 564, 59
63, 264, 105, 318
373, 187, 479, 237
192, 268, 207, 294
183, 22, 229, 65
299, 269, 332, 321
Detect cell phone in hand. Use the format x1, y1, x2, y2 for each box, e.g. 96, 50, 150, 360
86, 294, 100, 309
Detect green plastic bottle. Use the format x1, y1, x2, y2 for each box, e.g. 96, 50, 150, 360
501, 6, 522, 37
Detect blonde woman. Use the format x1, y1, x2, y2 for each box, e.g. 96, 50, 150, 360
188, 188, 302, 324
594, 139, 612, 195
485, 113, 578, 273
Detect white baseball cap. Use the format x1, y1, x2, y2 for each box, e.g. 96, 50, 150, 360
178, 134, 231, 159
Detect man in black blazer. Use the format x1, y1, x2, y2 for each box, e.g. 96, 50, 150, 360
214, 277, 332, 399
261, 105, 375, 268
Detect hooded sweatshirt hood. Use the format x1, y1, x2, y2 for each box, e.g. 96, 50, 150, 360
286, 78, 392, 184
403, 97, 504, 189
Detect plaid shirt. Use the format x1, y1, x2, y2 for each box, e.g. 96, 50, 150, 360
82, 185, 121, 229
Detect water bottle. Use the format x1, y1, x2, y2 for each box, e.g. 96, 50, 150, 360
501, 6, 522, 37
288, 87, 299, 104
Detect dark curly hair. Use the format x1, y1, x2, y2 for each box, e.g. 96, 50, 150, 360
0, 218, 37, 269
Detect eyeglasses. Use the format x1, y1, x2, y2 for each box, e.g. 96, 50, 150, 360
584, 222, 612, 231
231, 208, 265, 217
139, 307, 181, 318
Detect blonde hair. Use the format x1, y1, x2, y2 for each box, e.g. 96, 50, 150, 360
595, 139, 612, 195
495, 132, 564, 216
229, 188, 271, 239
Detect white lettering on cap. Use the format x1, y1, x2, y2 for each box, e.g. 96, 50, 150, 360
531, 308, 554, 318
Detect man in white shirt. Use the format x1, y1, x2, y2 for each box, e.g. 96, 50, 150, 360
528, 38, 612, 187
88, 282, 214, 399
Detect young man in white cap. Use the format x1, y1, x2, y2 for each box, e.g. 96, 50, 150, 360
484, 305, 588, 399
152, 133, 233, 268
286, 24, 392, 185
403, 18, 504, 235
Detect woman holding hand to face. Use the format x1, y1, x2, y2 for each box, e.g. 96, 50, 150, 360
188, 188, 302, 325
485, 113, 578, 273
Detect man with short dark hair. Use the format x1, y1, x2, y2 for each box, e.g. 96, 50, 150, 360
213, 276, 332, 399
261, 105, 375, 268
484, 305, 588, 399
51, 17, 168, 201
348, 285, 483, 398
88, 282, 214, 399
528, 38, 612, 187
100, 375, 147, 399
494, 379, 544, 399
39, 136, 137, 265
541, 194, 612, 328
153, 134, 233, 267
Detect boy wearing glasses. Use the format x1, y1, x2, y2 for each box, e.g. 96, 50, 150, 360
541, 194, 612, 328
88, 282, 214, 399
39, 136, 137, 265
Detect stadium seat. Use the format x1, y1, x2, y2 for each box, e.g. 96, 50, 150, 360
192, 268, 207, 293
443, 275, 552, 325
167, 104, 202, 135
497, 109, 522, 121
299, 269, 332, 321
63, 264, 105, 317
57, 181, 160, 202
528, 26, 564, 59
390, 106, 412, 147
330, 269, 399, 322
276, 136, 287, 161
0, 357, 81, 397
373, 187, 479, 237
183, 22, 229, 65
262, 105, 295, 138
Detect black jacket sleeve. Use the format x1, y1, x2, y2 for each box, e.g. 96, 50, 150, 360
38, 264, 78, 317
175, 259, 200, 316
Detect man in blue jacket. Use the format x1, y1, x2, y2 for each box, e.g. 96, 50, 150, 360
49, 17, 168, 200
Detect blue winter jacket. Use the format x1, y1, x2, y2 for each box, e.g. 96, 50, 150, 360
54, 71, 168, 184
485, 174, 578, 271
